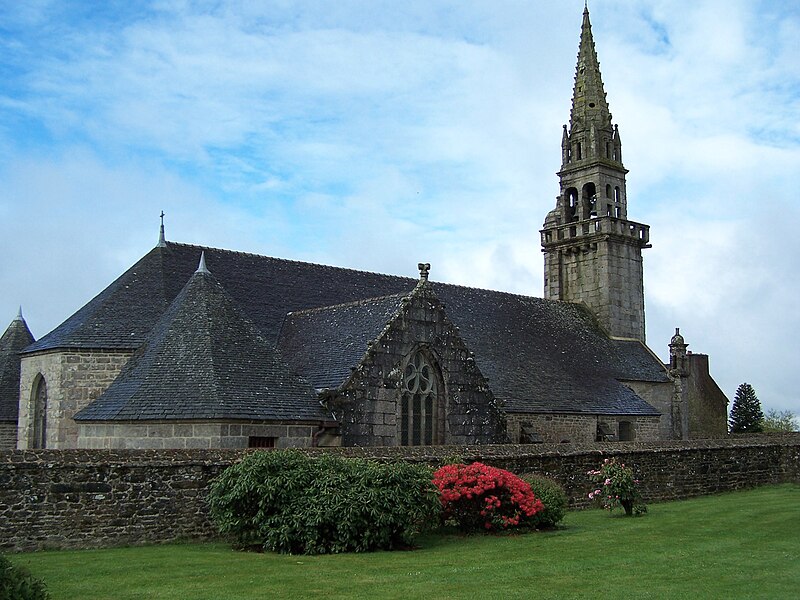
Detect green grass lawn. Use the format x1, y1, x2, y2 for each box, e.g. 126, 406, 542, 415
11, 484, 800, 600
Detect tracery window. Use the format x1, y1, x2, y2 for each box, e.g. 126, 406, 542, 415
400, 350, 442, 445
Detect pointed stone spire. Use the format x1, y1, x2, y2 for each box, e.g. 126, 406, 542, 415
14, 306, 23, 322
570, 4, 610, 133
157, 211, 167, 248
196, 251, 210, 274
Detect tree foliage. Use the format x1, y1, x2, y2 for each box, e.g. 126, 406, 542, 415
729, 383, 764, 433
762, 409, 798, 433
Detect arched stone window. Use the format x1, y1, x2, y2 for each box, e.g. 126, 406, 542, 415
399, 350, 444, 446
31, 374, 48, 449
565, 188, 579, 221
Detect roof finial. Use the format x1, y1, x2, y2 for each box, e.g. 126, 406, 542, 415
418, 262, 430, 281
157, 211, 166, 247
196, 251, 210, 274
14, 306, 23, 321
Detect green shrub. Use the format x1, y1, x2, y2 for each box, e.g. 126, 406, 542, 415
521, 474, 569, 529
208, 450, 441, 554
1, 553, 49, 600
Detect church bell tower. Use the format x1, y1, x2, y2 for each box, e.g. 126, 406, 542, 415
541, 6, 650, 341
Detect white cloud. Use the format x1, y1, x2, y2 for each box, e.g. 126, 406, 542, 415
1, 0, 799, 416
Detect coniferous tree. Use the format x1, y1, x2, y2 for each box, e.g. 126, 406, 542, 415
729, 383, 764, 433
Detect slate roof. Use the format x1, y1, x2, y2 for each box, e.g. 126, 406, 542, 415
26, 242, 413, 353
278, 294, 408, 391
0, 312, 35, 421
34, 240, 666, 418
434, 286, 664, 415
278, 282, 663, 416
74, 264, 324, 422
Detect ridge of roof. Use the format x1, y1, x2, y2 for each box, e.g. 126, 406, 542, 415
169, 241, 416, 284
286, 291, 410, 317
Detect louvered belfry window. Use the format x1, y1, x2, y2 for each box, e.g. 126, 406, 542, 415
400, 350, 441, 445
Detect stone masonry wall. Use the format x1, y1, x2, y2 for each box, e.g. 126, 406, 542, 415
506, 413, 660, 444
625, 380, 677, 440
544, 235, 646, 341
18, 350, 133, 449
336, 282, 505, 446
0, 421, 16, 449
78, 421, 320, 449
1, 434, 797, 552
687, 354, 729, 439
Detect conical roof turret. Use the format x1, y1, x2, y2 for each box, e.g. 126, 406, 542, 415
1, 309, 36, 423
74, 255, 324, 423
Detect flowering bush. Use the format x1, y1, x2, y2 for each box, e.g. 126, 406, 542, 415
433, 462, 544, 532
587, 457, 646, 516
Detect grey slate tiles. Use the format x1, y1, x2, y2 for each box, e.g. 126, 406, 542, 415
36, 241, 666, 420
0, 312, 35, 421
75, 263, 323, 422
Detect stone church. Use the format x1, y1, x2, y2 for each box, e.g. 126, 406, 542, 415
0, 7, 728, 451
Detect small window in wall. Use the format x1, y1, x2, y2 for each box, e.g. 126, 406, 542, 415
576, 142, 582, 160
520, 425, 543, 444
31, 375, 47, 449
400, 350, 443, 446
618, 421, 635, 442
248, 436, 276, 448
596, 421, 615, 442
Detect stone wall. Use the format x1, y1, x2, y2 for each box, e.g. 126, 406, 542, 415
78, 421, 322, 449
0, 421, 16, 449
625, 380, 677, 440
542, 228, 646, 341
1, 434, 798, 552
335, 281, 505, 446
687, 354, 729, 439
18, 350, 133, 449
506, 413, 660, 444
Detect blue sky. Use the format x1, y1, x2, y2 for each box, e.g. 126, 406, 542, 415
1, 0, 799, 416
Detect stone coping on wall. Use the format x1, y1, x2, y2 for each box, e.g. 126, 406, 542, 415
3, 433, 798, 466
1, 433, 797, 552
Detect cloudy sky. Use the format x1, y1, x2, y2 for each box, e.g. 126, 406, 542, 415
1, 0, 798, 416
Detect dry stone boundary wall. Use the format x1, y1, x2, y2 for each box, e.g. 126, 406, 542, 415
1, 434, 798, 552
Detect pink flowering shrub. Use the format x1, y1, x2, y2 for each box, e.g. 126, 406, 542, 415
433, 462, 544, 532
587, 457, 647, 516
